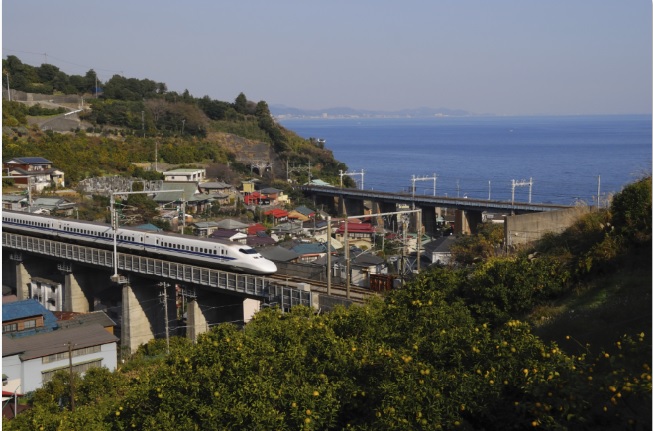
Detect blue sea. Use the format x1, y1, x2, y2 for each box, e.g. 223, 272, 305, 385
279, 115, 652, 206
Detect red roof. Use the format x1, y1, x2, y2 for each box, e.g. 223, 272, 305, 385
247, 223, 267, 235
337, 222, 375, 234
265, 209, 288, 218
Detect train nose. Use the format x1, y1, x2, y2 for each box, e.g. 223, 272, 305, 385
259, 259, 277, 275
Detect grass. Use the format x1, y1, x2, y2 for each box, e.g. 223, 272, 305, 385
530, 246, 652, 359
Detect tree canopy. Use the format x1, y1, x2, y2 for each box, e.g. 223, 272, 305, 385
4, 178, 651, 430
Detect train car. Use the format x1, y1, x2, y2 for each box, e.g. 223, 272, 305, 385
2, 211, 277, 275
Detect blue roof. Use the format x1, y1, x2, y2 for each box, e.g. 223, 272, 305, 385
8, 157, 52, 164
2, 299, 58, 337
291, 243, 328, 255
134, 223, 163, 232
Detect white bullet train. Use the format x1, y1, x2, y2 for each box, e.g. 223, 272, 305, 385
2, 210, 277, 275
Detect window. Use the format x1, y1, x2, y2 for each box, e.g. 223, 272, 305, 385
23, 319, 36, 329
42, 359, 102, 383
3, 323, 17, 333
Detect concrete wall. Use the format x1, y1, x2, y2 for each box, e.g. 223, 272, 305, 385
505, 206, 591, 247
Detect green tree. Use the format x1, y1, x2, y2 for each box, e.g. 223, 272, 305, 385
610, 176, 652, 245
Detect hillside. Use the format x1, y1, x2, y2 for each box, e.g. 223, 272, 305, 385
2, 55, 352, 189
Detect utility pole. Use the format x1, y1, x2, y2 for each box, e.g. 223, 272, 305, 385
287, 161, 313, 184
68, 341, 75, 411
340, 169, 365, 190
326, 216, 332, 295
511, 178, 533, 205
160, 283, 170, 354
488, 180, 491, 200
597, 175, 601, 209
344, 219, 350, 299
6, 72, 10, 102
411, 173, 437, 203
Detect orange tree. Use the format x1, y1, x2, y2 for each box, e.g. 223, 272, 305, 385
4, 279, 650, 430
97, 270, 650, 430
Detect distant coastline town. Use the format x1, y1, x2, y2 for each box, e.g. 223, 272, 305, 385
270, 105, 474, 120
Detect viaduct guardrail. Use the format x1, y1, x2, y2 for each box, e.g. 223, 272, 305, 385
298, 185, 572, 213
2, 232, 311, 309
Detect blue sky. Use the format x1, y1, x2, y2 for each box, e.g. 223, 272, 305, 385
3, 1, 651, 115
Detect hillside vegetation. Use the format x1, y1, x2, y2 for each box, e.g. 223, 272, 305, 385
3, 177, 650, 430
2, 55, 352, 188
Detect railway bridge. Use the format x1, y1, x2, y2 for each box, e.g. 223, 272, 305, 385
299, 185, 576, 238
2, 231, 312, 355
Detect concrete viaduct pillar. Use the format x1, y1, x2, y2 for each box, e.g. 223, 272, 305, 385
5, 254, 56, 300
12, 260, 32, 300
420, 206, 438, 236
186, 291, 247, 342
121, 279, 177, 357
371, 201, 398, 230
454, 209, 484, 235
63, 271, 91, 313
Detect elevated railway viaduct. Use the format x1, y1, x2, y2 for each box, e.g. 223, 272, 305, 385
1, 232, 313, 355
299, 185, 589, 246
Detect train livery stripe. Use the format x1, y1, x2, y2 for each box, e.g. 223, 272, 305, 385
2, 219, 237, 262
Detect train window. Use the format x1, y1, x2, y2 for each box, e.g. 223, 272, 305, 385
239, 248, 258, 255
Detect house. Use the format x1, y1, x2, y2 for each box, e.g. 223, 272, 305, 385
350, 252, 388, 288
258, 246, 300, 264
3, 157, 65, 191
241, 180, 257, 194
422, 235, 457, 265
2, 324, 119, 393
294, 205, 316, 219
1, 194, 28, 211
210, 229, 247, 244
265, 208, 289, 224
303, 219, 329, 237
247, 223, 267, 236
31, 197, 77, 216
153, 182, 209, 216
215, 219, 250, 233
246, 231, 277, 248
335, 222, 377, 249
287, 209, 310, 222
291, 242, 331, 263
191, 221, 221, 237
133, 223, 163, 232
206, 193, 232, 207
27, 277, 63, 312
163, 168, 205, 182
55, 311, 117, 335
269, 221, 303, 237
330, 251, 388, 288
198, 181, 236, 197
2, 299, 58, 338
244, 191, 270, 206
259, 187, 289, 205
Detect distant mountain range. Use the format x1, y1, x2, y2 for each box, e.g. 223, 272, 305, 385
270, 105, 473, 119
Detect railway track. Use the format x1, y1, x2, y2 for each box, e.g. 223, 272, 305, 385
268, 274, 381, 303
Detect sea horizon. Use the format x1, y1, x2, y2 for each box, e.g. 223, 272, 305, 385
280, 114, 652, 206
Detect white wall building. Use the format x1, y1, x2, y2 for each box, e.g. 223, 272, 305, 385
163, 168, 206, 182
2, 324, 118, 393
